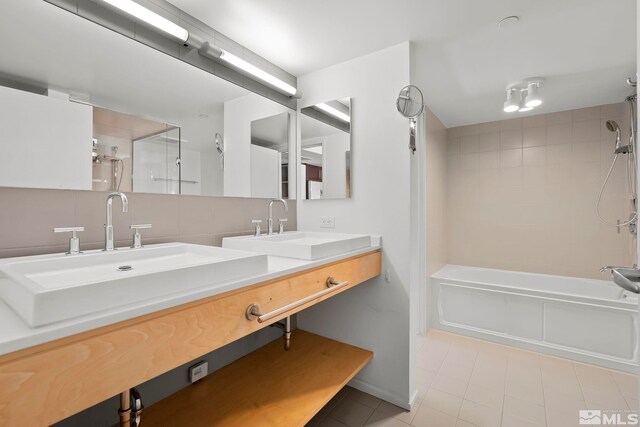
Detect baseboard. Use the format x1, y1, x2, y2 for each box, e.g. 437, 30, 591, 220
347, 378, 417, 411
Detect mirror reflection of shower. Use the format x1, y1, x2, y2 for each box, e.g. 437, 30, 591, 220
92, 139, 125, 191
596, 92, 638, 240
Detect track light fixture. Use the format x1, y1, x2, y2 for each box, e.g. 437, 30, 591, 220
503, 79, 544, 114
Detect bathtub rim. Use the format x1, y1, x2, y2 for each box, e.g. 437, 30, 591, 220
432, 264, 636, 309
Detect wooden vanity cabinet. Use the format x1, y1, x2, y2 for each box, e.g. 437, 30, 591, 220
0, 250, 381, 426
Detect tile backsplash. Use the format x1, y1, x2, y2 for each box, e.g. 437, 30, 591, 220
446, 103, 634, 279
0, 187, 297, 258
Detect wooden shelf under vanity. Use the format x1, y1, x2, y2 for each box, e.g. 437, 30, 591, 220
0, 250, 381, 426
143, 330, 373, 427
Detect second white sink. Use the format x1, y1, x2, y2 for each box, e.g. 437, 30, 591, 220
0, 243, 268, 327
222, 231, 372, 260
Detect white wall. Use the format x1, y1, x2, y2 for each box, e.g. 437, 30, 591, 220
0, 85, 92, 190
224, 93, 296, 198
250, 144, 281, 198
296, 43, 415, 407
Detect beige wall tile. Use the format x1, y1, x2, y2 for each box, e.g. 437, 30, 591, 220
478, 133, 500, 152
601, 102, 629, 119
501, 149, 523, 168
500, 129, 523, 150
523, 127, 546, 147
479, 151, 500, 170
0, 188, 76, 249
572, 119, 601, 142
446, 103, 632, 280
523, 114, 547, 129
523, 167, 546, 186
179, 195, 216, 236
500, 118, 522, 131
478, 121, 500, 135
447, 137, 461, 155
460, 135, 479, 153
523, 147, 546, 167
546, 144, 572, 165
461, 153, 479, 171
572, 141, 601, 164
573, 106, 601, 122
546, 110, 572, 125
0, 188, 298, 258
547, 123, 572, 145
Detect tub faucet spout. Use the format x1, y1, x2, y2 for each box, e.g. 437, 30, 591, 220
600, 265, 628, 273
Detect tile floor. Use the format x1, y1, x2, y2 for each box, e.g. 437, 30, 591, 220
307, 329, 638, 427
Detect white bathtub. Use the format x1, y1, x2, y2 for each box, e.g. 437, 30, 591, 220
431, 265, 638, 372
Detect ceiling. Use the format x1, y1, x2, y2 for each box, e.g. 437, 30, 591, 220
172, 0, 637, 126
0, 1, 248, 125
93, 107, 174, 141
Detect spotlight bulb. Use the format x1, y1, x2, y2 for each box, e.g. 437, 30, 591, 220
503, 89, 520, 113
525, 82, 543, 108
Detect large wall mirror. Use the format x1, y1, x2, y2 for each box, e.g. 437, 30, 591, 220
0, 1, 296, 199
300, 98, 352, 199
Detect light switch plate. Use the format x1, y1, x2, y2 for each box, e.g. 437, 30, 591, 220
320, 216, 335, 228
189, 361, 208, 383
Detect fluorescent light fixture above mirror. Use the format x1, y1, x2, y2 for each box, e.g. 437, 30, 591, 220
219, 51, 298, 97
316, 103, 351, 123
93, 0, 300, 98
99, 0, 189, 42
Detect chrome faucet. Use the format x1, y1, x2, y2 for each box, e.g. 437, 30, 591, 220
104, 192, 129, 251
267, 199, 288, 235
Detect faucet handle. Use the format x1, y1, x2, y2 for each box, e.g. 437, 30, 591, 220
54, 227, 84, 255
278, 218, 288, 234
251, 219, 262, 237
130, 224, 152, 249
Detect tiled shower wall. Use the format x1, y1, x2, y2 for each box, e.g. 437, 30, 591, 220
0, 187, 296, 258
446, 103, 634, 279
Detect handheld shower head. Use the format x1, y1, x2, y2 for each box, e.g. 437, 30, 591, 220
606, 120, 623, 151
606, 120, 620, 134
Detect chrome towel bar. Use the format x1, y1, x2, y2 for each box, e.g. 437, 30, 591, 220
246, 277, 349, 323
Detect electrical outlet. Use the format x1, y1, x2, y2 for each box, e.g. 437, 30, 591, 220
189, 361, 208, 383
320, 216, 335, 228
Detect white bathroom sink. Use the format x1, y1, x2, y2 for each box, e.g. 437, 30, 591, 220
222, 231, 372, 260
0, 243, 268, 327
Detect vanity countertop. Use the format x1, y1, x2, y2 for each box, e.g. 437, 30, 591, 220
0, 236, 381, 355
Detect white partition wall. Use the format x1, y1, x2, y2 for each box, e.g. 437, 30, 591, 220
224, 93, 295, 198
250, 144, 281, 198
296, 43, 415, 408
0, 85, 92, 190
